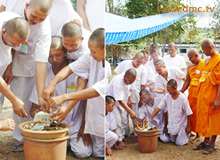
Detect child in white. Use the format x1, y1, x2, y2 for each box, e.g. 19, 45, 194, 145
148, 79, 192, 146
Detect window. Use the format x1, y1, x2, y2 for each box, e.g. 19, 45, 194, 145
180, 49, 187, 53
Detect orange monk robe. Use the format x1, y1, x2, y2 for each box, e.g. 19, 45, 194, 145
188, 59, 205, 132
196, 54, 220, 137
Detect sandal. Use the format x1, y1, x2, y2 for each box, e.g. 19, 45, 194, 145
202, 145, 217, 154
11, 143, 24, 152
193, 142, 207, 150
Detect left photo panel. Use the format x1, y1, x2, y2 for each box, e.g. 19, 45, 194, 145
0, 0, 105, 159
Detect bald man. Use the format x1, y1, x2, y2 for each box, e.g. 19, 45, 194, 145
61, 22, 91, 61
0, 11, 30, 154
0, 0, 52, 151
193, 39, 220, 154
107, 69, 137, 148
180, 49, 204, 143
114, 52, 147, 138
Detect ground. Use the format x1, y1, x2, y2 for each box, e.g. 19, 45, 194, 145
106, 117, 220, 160
0, 98, 98, 160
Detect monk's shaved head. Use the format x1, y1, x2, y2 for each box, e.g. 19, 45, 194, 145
139, 89, 150, 96
201, 38, 214, 48
150, 48, 159, 55
154, 59, 165, 67
106, 96, 115, 104
150, 44, 158, 50
125, 69, 137, 78
187, 48, 199, 56
4, 17, 30, 39
135, 52, 144, 59
89, 28, 105, 49
62, 22, 82, 38
51, 36, 66, 51
167, 79, 177, 88
29, 0, 52, 13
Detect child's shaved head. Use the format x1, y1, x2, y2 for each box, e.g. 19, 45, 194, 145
29, 0, 52, 13
61, 22, 82, 38
106, 96, 115, 104
89, 28, 105, 49
139, 89, 150, 96
167, 79, 177, 88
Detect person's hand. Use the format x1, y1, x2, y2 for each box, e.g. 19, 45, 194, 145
129, 111, 137, 120
77, 122, 91, 147
185, 125, 191, 135
150, 86, 156, 92
135, 121, 141, 127
42, 83, 56, 101
30, 105, 40, 118
48, 95, 65, 108
213, 99, 220, 111
0, 118, 15, 131
12, 98, 28, 118
3, 66, 13, 85
163, 126, 169, 136
106, 147, 114, 156
50, 106, 69, 122
70, 19, 82, 26
38, 97, 48, 111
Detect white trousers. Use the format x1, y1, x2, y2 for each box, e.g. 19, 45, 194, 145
160, 125, 189, 146
106, 130, 118, 148
91, 135, 105, 158
113, 106, 127, 141
131, 103, 139, 136
11, 76, 35, 142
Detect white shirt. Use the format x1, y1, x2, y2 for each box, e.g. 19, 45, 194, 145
163, 54, 186, 70
105, 112, 117, 133
66, 28, 91, 60
158, 93, 192, 135
0, 12, 21, 76
107, 73, 132, 112
155, 66, 185, 94
105, 60, 111, 94
114, 60, 147, 103
2, 0, 51, 77
69, 54, 105, 137
29, 64, 78, 125
49, 0, 82, 36
85, 0, 105, 32
139, 97, 163, 128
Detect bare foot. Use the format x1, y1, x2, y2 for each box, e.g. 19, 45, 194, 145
190, 136, 202, 144
123, 137, 131, 143
118, 141, 126, 148
0, 146, 10, 154
190, 132, 196, 137
0, 118, 15, 131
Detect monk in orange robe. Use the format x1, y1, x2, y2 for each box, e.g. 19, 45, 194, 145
180, 48, 204, 143
193, 39, 220, 154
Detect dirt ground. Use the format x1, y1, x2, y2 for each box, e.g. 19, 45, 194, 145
106, 117, 220, 160
0, 98, 99, 160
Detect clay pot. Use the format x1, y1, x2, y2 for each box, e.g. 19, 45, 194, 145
23, 134, 69, 160
19, 121, 70, 160
18, 121, 70, 139
135, 127, 159, 153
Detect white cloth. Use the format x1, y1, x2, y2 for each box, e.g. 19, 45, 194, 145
107, 73, 132, 112
49, 0, 82, 36
139, 97, 164, 134
66, 28, 91, 60
69, 54, 105, 138
112, 105, 127, 142
105, 60, 112, 94
155, 66, 185, 95
106, 130, 118, 148
114, 60, 147, 103
2, 0, 51, 77
0, 12, 21, 77
85, 0, 105, 32
163, 54, 186, 70
158, 92, 192, 135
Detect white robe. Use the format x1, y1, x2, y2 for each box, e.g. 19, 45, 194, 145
163, 54, 186, 70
